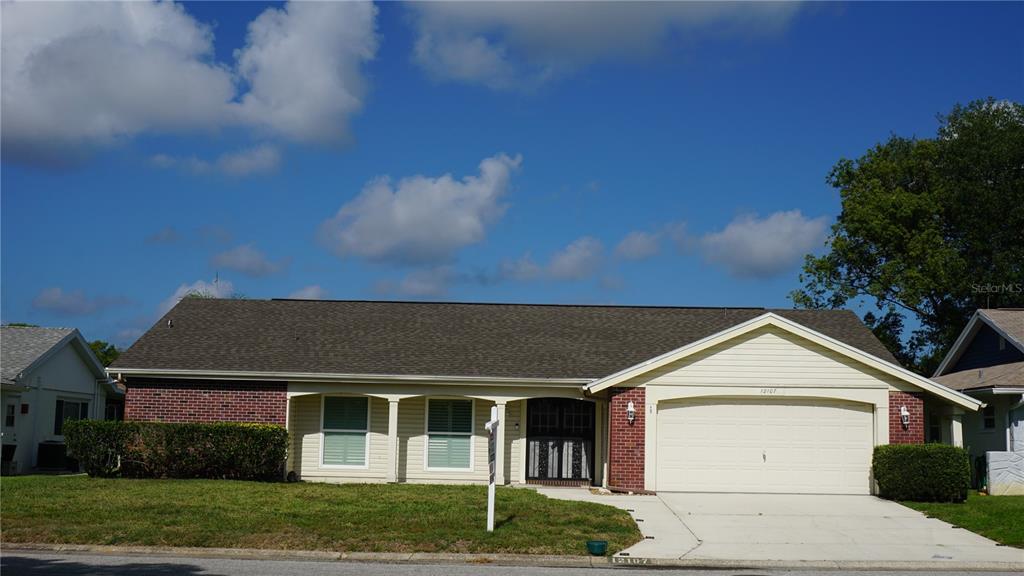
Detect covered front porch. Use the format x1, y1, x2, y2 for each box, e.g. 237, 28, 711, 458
285, 382, 607, 486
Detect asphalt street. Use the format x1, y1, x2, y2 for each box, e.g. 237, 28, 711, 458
3, 552, 1021, 576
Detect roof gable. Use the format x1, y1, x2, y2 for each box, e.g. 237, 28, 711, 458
586, 313, 981, 410
2, 326, 75, 383
934, 309, 1024, 377
112, 299, 898, 380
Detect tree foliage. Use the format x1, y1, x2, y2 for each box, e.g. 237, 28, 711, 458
792, 99, 1024, 374
89, 340, 120, 367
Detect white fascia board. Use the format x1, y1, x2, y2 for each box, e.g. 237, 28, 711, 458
991, 387, 1024, 395
109, 367, 590, 387
587, 312, 983, 411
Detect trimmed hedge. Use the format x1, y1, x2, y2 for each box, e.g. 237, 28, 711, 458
873, 444, 970, 502
64, 420, 288, 481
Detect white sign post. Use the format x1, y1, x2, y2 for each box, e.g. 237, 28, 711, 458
484, 405, 499, 532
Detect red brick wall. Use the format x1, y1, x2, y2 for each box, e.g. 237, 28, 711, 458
125, 378, 287, 425
889, 391, 924, 444
608, 387, 645, 492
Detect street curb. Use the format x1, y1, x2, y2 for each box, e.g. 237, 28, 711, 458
5, 542, 1024, 571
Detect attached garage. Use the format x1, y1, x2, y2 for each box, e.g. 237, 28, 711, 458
655, 397, 873, 494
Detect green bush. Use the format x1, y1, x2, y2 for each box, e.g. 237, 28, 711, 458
873, 444, 970, 502
64, 420, 288, 481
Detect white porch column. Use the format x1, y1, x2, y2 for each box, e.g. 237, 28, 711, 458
950, 412, 964, 448
495, 402, 506, 485
386, 399, 400, 482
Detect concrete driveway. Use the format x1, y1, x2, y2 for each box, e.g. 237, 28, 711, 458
658, 493, 1023, 564
535, 487, 1024, 568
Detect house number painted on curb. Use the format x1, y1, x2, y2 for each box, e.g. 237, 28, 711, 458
760, 387, 779, 395
612, 557, 650, 565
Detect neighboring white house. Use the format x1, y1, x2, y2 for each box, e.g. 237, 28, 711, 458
1, 326, 123, 474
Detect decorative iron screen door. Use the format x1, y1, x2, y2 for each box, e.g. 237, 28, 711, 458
526, 398, 595, 482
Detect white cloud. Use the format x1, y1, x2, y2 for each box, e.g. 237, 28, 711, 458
548, 236, 604, 280
319, 153, 522, 265
235, 1, 377, 144
615, 231, 660, 261
500, 236, 604, 282
216, 145, 281, 176
211, 244, 287, 277
408, 2, 800, 89
150, 145, 281, 177
1, 1, 377, 165
700, 210, 829, 278
31, 288, 127, 316
376, 266, 455, 298
288, 285, 329, 300
159, 278, 235, 316
498, 254, 544, 282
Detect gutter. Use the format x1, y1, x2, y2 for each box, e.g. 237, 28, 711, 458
109, 367, 592, 387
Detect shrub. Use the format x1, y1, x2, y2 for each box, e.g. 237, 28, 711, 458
873, 444, 970, 502
64, 420, 288, 481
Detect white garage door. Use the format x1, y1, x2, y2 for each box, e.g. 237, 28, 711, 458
656, 398, 873, 494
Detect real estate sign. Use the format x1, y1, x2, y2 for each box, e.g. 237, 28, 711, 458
484, 405, 499, 532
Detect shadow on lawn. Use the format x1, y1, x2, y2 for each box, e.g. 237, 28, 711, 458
1, 555, 218, 576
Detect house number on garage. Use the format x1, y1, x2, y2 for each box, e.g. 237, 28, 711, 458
760, 387, 779, 395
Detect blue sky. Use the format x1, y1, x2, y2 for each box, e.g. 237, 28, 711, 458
2, 1, 1021, 347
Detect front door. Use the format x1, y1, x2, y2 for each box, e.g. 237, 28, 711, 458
526, 398, 595, 484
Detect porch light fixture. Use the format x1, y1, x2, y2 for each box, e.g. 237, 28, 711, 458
626, 401, 636, 424
899, 405, 910, 428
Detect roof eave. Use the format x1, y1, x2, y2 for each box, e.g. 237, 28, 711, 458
109, 367, 592, 387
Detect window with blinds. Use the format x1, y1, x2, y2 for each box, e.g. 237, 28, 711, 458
321, 396, 369, 467
426, 399, 473, 470
54, 399, 89, 435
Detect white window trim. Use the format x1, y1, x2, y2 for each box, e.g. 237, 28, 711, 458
424, 397, 475, 472
319, 394, 371, 470
982, 404, 997, 432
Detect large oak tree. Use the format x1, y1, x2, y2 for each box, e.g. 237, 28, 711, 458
792, 98, 1024, 374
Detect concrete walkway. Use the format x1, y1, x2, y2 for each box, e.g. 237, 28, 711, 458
536, 487, 1024, 569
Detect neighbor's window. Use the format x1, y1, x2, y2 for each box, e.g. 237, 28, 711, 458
983, 405, 996, 429
54, 399, 89, 435
427, 399, 473, 469
928, 413, 942, 443
321, 396, 369, 467
5, 404, 15, 427
999, 336, 1006, 351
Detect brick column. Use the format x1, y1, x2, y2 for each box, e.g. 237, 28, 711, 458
888, 391, 924, 444
608, 387, 645, 491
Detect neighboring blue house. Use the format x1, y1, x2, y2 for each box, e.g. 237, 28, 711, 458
932, 309, 1024, 494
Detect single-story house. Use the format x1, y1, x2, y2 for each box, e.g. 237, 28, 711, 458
1, 326, 123, 474
931, 309, 1023, 494
110, 299, 980, 494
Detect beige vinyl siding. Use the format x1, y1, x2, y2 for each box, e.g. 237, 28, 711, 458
635, 326, 904, 390
289, 394, 389, 482
289, 395, 524, 484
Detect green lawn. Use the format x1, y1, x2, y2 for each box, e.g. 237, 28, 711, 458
0, 475, 641, 555
901, 492, 1024, 548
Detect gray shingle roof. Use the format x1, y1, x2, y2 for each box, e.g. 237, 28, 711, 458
112, 299, 898, 379
979, 309, 1024, 349
1, 326, 75, 384
932, 361, 1024, 391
